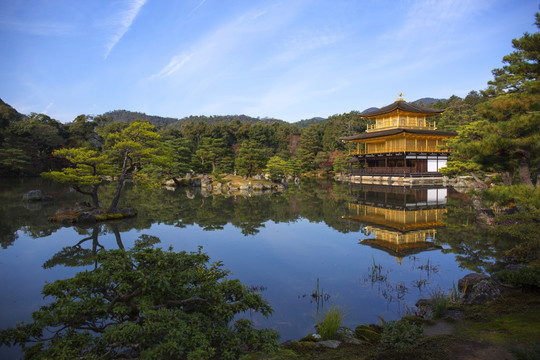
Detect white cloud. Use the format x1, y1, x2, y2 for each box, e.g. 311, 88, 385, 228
148, 53, 193, 79
104, 0, 147, 59
270, 32, 343, 65
42, 102, 54, 115
188, 0, 207, 16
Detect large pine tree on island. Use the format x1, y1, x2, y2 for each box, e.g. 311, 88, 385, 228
44, 121, 170, 211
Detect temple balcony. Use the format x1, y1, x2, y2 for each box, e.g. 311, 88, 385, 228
349, 145, 450, 156
366, 121, 437, 133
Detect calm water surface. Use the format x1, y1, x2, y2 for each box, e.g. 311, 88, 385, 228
0, 178, 480, 357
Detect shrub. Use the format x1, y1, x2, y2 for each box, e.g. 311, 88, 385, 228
380, 318, 424, 350
511, 342, 540, 360
495, 266, 540, 291
315, 304, 346, 340
0, 245, 279, 359
355, 324, 382, 344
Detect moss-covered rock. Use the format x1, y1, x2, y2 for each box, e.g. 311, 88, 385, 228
49, 205, 137, 223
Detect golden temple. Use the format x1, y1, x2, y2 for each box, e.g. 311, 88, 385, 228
341, 97, 456, 178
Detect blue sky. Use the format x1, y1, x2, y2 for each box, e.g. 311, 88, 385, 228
0, 0, 538, 123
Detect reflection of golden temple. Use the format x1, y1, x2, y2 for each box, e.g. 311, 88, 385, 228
344, 185, 447, 262
346, 203, 445, 232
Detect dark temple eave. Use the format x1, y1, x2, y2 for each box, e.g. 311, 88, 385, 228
340, 128, 457, 141
362, 100, 444, 118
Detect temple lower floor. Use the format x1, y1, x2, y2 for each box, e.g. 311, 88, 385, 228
348, 152, 450, 176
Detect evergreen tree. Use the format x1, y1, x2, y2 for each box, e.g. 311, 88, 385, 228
195, 137, 231, 173
264, 156, 288, 181
235, 140, 267, 178
42, 148, 113, 207
445, 13, 540, 186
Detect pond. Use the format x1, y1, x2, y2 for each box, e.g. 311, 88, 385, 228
0, 178, 489, 357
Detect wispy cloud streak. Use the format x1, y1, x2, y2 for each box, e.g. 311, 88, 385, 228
149, 54, 193, 79
189, 0, 207, 16
104, 0, 147, 59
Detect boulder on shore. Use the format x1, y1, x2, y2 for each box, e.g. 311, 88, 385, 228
458, 273, 500, 305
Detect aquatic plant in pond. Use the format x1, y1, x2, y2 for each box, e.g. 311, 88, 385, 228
315, 303, 347, 340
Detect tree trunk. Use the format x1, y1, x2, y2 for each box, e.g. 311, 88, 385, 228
500, 171, 513, 186
109, 175, 126, 211
537, 160, 540, 188
517, 150, 534, 187
91, 184, 100, 208
470, 172, 488, 189
109, 152, 130, 211
73, 184, 101, 208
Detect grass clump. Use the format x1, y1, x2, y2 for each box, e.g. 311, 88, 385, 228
315, 304, 346, 340
430, 289, 451, 319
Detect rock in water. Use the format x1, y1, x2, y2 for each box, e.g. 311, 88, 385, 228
22, 190, 43, 201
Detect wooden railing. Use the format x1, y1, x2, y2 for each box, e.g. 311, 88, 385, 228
366, 121, 436, 133
350, 168, 442, 177
350, 146, 449, 155
350, 167, 414, 176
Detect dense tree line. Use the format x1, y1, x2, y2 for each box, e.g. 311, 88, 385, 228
0, 103, 370, 181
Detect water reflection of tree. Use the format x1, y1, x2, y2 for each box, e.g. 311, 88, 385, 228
124, 179, 362, 236
42, 223, 146, 269
3, 179, 363, 252
43, 225, 103, 269
0, 178, 75, 248
435, 196, 515, 273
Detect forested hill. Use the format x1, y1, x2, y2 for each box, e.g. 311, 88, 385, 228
0, 98, 26, 124
414, 97, 446, 105
294, 117, 326, 128
103, 110, 179, 126
177, 114, 284, 125
103, 110, 284, 126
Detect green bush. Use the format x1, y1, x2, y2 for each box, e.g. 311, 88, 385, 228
0, 245, 279, 359
505, 240, 540, 262
380, 318, 424, 350
315, 304, 346, 340
355, 324, 382, 344
495, 266, 540, 290
482, 185, 540, 210
511, 342, 540, 360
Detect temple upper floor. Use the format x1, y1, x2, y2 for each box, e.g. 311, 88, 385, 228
367, 114, 437, 132
361, 98, 443, 133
